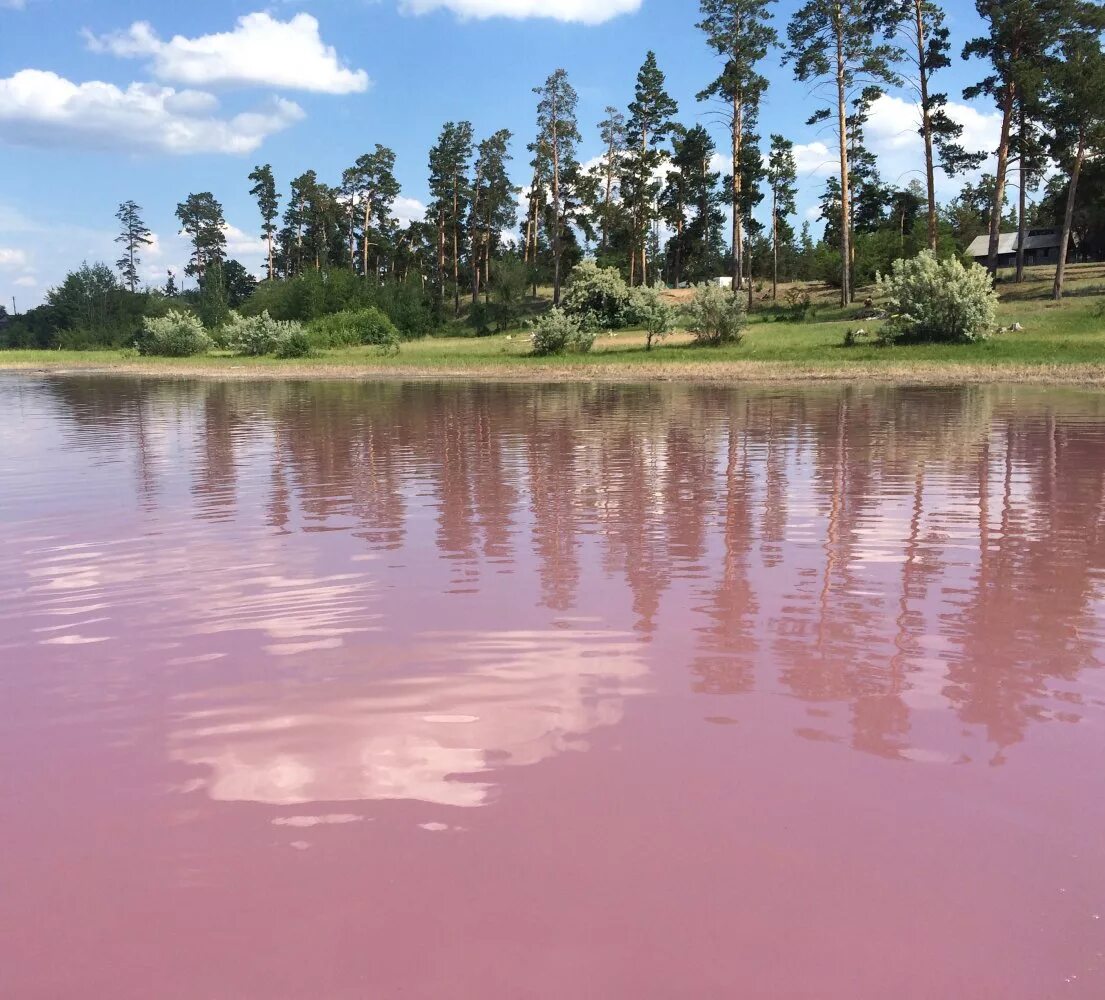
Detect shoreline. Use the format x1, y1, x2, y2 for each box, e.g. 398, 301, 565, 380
4, 357, 1105, 387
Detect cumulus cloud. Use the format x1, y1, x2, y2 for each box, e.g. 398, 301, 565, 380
400, 0, 641, 25
0, 70, 303, 155
863, 93, 1000, 190
86, 13, 369, 94
393, 196, 427, 227
0, 248, 28, 269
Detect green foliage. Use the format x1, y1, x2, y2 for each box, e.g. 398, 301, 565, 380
530, 307, 595, 356
783, 286, 813, 322
686, 284, 748, 346
560, 261, 632, 329
842, 327, 873, 348
878, 251, 998, 344
197, 259, 231, 330
224, 311, 311, 356
242, 270, 434, 339
273, 328, 313, 359
308, 308, 400, 351
625, 286, 676, 350
136, 310, 212, 357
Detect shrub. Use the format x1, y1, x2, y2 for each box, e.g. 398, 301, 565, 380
273, 328, 313, 358
530, 308, 595, 356
136, 310, 212, 357
308, 308, 400, 351
225, 311, 284, 356
625, 286, 677, 350
686, 284, 747, 346
877, 250, 998, 344
560, 261, 632, 330
783, 287, 813, 322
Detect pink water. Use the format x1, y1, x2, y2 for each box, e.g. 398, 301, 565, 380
2, 376, 1105, 999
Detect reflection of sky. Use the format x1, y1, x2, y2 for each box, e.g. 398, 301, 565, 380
170, 630, 649, 808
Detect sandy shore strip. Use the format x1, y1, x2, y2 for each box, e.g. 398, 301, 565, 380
5, 357, 1105, 386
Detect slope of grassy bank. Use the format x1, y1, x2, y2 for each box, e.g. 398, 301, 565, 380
4, 265, 1103, 383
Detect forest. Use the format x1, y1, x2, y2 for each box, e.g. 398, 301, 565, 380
2, 0, 1104, 354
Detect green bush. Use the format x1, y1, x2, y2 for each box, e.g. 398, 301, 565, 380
242, 271, 435, 339
560, 261, 632, 330
136, 310, 212, 357
273, 328, 313, 358
530, 307, 595, 356
625, 286, 676, 350
308, 307, 400, 351
686, 284, 747, 346
877, 250, 997, 344
225, 311, 281, 355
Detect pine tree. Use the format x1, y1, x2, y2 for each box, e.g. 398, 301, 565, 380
532, 70, 580, 305
344, 145, 401, 278
766, 136, 798, 299
661, 125, 725, 287
1047, 4, 1105, 299
428, 122, 474, 317
786, 1, 904, 305
247, 165, 280, 281
596, 106, 627, 256
624, 52, 678, 286
697, 0, 778, 290
469, 129, 517, 304
114, 200, 153, 293
175, 192, 227, 279
894, 2, 985, 250
963, 0, 1065, 275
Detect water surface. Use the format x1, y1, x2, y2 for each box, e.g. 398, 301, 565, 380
2, 375, 1105, 998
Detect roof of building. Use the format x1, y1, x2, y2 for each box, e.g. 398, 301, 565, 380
967, 230, 1062, 258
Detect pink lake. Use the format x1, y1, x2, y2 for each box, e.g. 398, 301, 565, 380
2, 375, 1105, 998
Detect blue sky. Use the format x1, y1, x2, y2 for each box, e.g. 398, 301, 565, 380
0, 0, 1000, 307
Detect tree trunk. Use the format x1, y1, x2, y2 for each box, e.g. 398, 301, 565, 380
602, 145, 615, 254
1053, 133, 1084, 302
452, 169, 461, 318
1015, 103, 1028, 283
348, 192, 357, 272
552, 118, 562, 305
915, 0, 939, 252
674, 212, 683, 289
771, 187, 779, 302
835, 25, 852, 308
362, 195, 374, 278
732, 94, 744, 291
987, 82, 1016, 276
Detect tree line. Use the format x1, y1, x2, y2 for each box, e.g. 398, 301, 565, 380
4, 0, 1104, 349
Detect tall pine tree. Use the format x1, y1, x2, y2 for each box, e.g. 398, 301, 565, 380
624, 52, 678, 286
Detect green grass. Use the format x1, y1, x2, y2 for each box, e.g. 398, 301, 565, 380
5, 265, 1104, 375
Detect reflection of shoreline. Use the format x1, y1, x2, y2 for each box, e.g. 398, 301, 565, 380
171, 630, 650, 808
12, 377, 1105, 769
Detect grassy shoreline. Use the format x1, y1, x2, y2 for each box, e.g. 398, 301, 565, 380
4, 265, 1102, 386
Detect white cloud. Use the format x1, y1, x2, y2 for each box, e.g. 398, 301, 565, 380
0, 70, 303, 155
0, 248, 28, 269
222, 223, 266, 257
14, 275, 37, 288
87, 13, 369, 95
793, 142, 836, 180
863, 93, 1000, 192
393, 196, 426, 226
400, 0, 641, 24
1, 0, 28, 9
